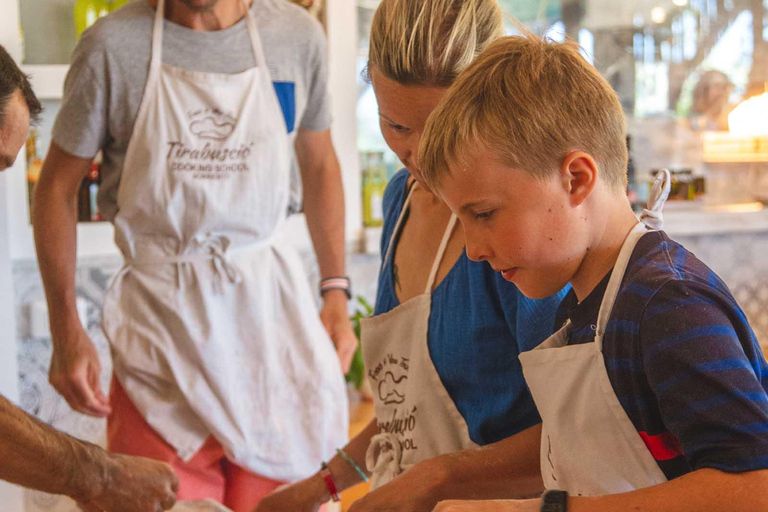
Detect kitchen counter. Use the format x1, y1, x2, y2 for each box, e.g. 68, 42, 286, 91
660, 201, 768, 237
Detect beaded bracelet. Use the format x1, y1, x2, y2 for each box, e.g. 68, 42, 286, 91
337, 448, 369, 483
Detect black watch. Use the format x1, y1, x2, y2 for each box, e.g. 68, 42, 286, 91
540, 490, 568, 512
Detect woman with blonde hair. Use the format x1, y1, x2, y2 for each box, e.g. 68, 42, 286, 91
256, 2, 564, 511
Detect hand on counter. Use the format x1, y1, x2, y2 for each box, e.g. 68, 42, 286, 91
433, 499, 539, 512
49, 323, 111, 417
0, 394, 176, 512
79, 453, 179, 512
320, 289, 359, 374
251, 474, 327, 512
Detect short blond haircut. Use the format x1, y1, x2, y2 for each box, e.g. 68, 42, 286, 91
420, 34, 628, 190
367, 0, 504, 88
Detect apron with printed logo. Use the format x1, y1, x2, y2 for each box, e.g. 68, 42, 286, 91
101, 0, 348, 482
360, 184, 477, 490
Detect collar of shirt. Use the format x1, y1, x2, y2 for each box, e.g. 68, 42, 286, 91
555, 270, 612, 345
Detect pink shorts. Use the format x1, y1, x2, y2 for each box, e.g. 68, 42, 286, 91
107, 376, 284, 512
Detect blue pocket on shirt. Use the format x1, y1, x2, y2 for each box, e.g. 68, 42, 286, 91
273, 82, 296, 134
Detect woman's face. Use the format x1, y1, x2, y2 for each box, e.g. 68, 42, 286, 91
370, 68, 448, 187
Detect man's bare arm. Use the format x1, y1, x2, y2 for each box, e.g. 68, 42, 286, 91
0, 394, 178, 511
33, 143, 109, 417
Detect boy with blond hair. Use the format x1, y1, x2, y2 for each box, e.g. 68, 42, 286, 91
420, 34, 768, 512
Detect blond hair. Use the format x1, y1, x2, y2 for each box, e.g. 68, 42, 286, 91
420, 34, 628, 190
367, 0, 504, 88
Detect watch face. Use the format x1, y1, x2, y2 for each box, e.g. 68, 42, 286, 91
541, 490, 567, 512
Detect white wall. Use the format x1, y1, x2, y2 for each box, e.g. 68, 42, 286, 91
326, 0, 362, 247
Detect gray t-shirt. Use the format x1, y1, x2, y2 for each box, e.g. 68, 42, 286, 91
53, 0, 331, 221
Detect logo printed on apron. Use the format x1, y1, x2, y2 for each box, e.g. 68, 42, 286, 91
361, 184, 477, 490
167, 108, 255, 180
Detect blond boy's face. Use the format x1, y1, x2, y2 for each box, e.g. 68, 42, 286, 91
438, 149, 591, 299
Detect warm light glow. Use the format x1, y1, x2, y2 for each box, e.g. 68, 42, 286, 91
651, 7, 667, 23
729, 92, 768, 136
705, 202, 764, 214
702, 132, 768, 163
673, 0, 688, 6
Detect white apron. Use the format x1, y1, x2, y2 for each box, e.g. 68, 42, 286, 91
518, 171, 672, 497
101, 0, 348, 482
360, 185, 477, 490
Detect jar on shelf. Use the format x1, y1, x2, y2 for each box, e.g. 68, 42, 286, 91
650, 168, 696, 201
78, 162, 102, 222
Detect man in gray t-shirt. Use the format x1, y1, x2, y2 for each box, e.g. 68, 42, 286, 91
54, 0, 330, 220
33, 1, 357, 508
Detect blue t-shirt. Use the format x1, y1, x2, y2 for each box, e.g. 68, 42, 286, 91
374, 169, 566, 445
558, 230, 768, 479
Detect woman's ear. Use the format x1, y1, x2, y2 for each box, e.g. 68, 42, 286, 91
559, 151, 599, 207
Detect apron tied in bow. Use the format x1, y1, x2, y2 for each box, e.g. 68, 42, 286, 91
188, 234, 243, 293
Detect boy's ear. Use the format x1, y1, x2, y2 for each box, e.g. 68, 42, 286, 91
559, 151, 599, 207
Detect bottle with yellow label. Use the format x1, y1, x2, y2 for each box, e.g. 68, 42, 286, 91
362, 152, 387, 228
26, 129, 43, 221
110, 0, 130, 11
74, 0, 110, 38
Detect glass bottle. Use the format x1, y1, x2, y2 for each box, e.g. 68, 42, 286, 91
74, 0, 110, 38
362, 152, 387, 228
26, 130, 44, 221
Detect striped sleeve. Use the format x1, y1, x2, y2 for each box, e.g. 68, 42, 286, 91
640, 279, 768, 473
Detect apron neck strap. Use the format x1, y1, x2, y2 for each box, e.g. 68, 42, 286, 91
151, 0, 165, 68
382, 181, 417, 266
150, 0, 266, 71
595, 170, 670, 345
594, 222, 648, 343
382, 181, 458, 295
424, 214, 457, 293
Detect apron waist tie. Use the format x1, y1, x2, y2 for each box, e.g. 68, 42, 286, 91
125, 234, 273, 292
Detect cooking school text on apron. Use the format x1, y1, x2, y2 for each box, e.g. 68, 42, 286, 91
361, 183, 478, 490
102, 0, 348, 482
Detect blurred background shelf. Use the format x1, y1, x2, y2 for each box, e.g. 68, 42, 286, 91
20, 65, 68, 100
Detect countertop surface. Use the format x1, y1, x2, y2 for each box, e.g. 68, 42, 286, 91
652, 202, 768, 237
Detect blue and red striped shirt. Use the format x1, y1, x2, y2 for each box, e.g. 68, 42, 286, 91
557, 230, 768, 479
